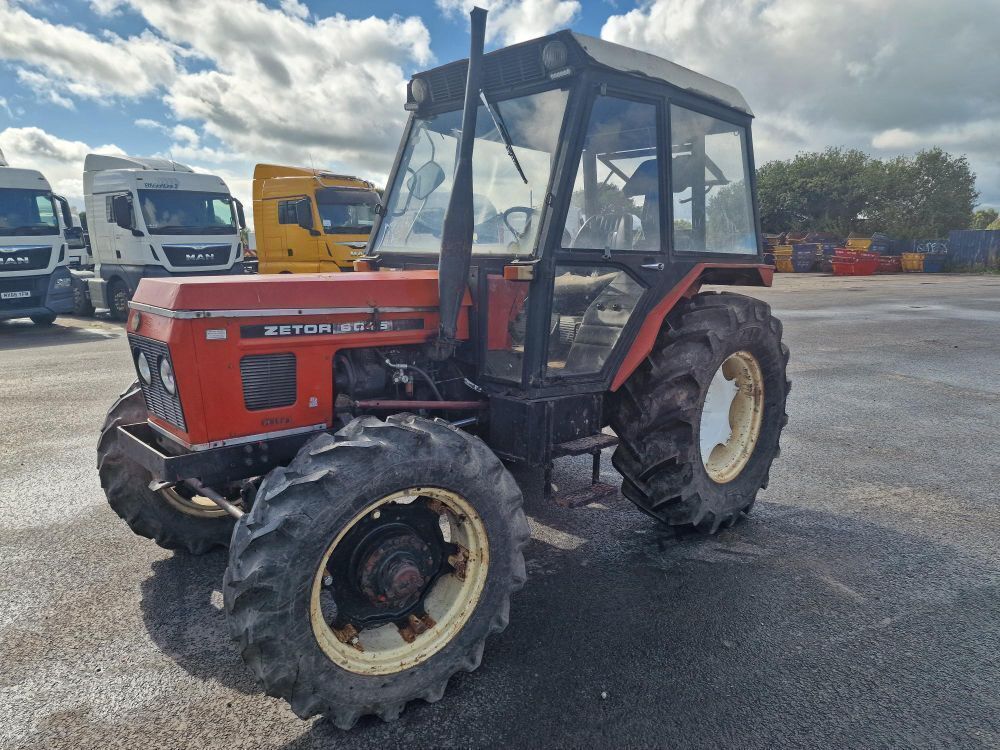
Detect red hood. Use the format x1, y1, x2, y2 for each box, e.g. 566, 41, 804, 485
132, 270, 462, 312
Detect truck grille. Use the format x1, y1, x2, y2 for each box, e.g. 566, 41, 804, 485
0, 245, 52, 271
128, 335, 186, 431
161, 244, 232, 267
240, 353, 297, 411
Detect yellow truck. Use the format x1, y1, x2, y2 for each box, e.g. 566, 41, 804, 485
252, 164, 379, 273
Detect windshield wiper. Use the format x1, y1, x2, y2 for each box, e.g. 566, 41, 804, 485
479, 90, 528, 184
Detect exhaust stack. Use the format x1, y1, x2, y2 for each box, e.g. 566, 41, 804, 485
430, 6, 487, 360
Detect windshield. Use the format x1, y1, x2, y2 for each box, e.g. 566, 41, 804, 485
317, 187, 378, 235
373, 87, 569, 257
0, 188, 59, 236
137, 189, 237, 235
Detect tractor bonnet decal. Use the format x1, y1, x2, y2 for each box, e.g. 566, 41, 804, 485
241, 318, 424, 338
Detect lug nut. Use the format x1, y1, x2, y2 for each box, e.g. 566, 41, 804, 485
323, 575, 333, 587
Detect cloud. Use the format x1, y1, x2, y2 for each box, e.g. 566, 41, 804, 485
437, 0, 580, 45
0, 0, 178, 101
0, 127, 125, 208
601, 0, 1000, 206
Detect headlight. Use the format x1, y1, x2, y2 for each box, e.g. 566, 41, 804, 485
159, 357, 176, 394
136, 350, 152, 385
542, 40, 568, 71
410, 77, 429, 104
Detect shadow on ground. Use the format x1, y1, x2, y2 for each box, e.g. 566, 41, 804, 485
135, 472, 999, 749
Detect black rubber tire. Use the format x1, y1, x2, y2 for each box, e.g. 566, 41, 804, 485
608, 291, 790, 532
30, 313, 56, 326
224, 413, 529, 729
98, 382, 235, 553
108, 279, 130, 321
72, 280, 94, 317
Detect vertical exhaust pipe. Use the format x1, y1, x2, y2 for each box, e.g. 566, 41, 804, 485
431, 6, 487, 360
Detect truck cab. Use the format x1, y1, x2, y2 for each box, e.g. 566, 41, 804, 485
82, 154, 247, 319
0, 149, 75, 325
252, 164, 379, 273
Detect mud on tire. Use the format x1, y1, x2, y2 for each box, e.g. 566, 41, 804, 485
97, 382, 235, 553
223, 414, 530, 729
608, 292, 790, 532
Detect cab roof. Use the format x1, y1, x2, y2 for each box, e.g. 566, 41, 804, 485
408, 30, 752, 117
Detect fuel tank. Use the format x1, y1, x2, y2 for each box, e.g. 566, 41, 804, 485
126, 271, 470, 449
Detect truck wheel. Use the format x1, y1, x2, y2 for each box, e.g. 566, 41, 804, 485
224, 414, 529, 728
98, 382, 235, 553
108, 279, 130, 321
609, 292, 790, 532
30, 313, 56, 326
72, 280, 94, 317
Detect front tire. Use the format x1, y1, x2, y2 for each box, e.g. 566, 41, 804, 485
108, 279, 130, 321
98, 382, 235, 552
224, 414, 529, 729
30, 313, 56, 326
609, 292, 790, 532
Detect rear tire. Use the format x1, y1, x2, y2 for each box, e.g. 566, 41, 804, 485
30, 313, 56, 326
98, 382, 235, 553
608, 292, 790, 532
224, 414, 529, 729
108, 279, 129, 321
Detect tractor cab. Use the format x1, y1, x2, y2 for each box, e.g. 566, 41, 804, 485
371, 32, 765, 398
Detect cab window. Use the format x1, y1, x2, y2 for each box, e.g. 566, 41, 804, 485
562, 96, 661, 253
670, 105, 756, 254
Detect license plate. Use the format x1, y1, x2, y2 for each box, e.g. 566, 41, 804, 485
0, 290, 30, 300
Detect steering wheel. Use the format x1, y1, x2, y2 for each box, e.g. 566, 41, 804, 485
502, 206, 535, 242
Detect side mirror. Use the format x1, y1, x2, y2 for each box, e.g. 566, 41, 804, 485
112, 195, 134, 230
294, 198, 314, 231
54, 195, 73, 229
234, 199, 246, 230
407, 161, 445, 201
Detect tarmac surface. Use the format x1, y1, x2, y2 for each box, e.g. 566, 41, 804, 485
1, 273, 998, 749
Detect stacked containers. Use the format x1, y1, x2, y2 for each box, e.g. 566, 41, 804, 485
901, 253, 925, 272
791, 243, 818, 272
832, 247, 878, 275
773, 244, 794, 273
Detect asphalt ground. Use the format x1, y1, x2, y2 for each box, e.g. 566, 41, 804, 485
1, 273, 998, 749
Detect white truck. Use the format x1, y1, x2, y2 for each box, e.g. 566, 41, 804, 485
0, 148, 76, 325
80, 154, 247, 319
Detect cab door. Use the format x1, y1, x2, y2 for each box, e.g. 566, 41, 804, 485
538, 89, 667, 386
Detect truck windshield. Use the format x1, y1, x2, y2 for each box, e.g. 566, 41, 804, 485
372, 86, 569, 257
137, 190, 237, 235
0, 188, 59, 236
316, 188, 378, 235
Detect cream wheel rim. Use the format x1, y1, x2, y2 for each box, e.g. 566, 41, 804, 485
699, 350, 765, 484
310, 487, 489, 676
159, 486, 229, 518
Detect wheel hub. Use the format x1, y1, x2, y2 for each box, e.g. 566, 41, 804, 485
327, 503, 446, 628
357, 531, 435, 610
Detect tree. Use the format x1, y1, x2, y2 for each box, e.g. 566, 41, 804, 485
972, 208, 999, 229
865, 148, 978, 239
757, 146, 978, 239
989, 216, 1000, 230
757, 147, 871, 235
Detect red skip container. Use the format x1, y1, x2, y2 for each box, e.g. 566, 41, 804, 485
832, 254, 879, 276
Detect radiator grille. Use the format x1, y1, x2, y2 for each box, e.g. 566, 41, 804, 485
128, 335, 186, 431
0, 245, 52, 272
241, 353, 297, 411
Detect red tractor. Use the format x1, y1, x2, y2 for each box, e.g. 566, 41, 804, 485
100, 9, 789, 728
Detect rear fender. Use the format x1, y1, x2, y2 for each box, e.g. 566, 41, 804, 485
610, 263, 773, 391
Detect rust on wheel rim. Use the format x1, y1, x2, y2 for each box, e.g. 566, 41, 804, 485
310, 487, 489, 675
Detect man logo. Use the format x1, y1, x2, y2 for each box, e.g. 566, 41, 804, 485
185, 253, 216, 263
0, 256, 29, 266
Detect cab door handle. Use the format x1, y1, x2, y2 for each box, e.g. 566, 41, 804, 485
641, 262, 664, 271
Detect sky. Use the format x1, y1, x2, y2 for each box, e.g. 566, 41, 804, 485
1, 0, 998, 219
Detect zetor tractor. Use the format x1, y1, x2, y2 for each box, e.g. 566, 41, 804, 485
99, 9, 788, 729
